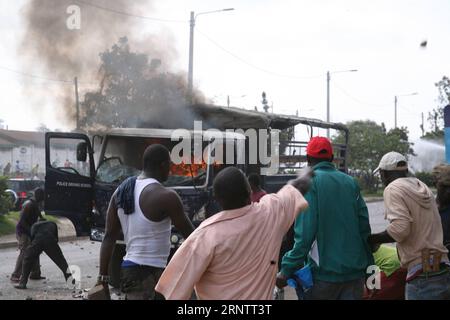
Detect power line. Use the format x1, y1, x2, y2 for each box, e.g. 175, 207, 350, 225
332, 81, 391, 108
74, 0, 187, 23
0, 65, 72, 83
196, 28, 324, 80
0, 65, 96, 85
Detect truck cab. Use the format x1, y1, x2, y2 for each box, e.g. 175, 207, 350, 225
44, 128, 246, 240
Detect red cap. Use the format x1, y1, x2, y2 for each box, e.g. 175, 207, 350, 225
306, 136, 333, 159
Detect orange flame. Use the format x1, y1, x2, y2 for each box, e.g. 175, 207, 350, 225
170, 159, 223, 177
170, 161, 207, 177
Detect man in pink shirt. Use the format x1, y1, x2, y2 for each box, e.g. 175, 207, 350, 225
155, 166, 311, 300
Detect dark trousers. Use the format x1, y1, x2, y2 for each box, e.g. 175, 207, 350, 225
301, 278, 365, 300
19, 239, 69, 286
12, 234, 40, 279
120, 265, 164, 300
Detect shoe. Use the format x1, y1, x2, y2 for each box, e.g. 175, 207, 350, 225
29, 276, 46, 280
14, 283, 27, 289
65, 274, 76, 285
10, 276, 20, 283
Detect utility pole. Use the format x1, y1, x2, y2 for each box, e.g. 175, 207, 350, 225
420, 112, 425, 137
262, 92, 269, 112
325, 69, 358, 138
434, 111, 439, 133
188, 11, 195, 102
394, 92, 417, 129
187, 9, 234, 104
394, 95, 398, 128
74, 77, 80, 130
326, 71, 330, 138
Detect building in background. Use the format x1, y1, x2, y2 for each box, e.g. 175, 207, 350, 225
0, 129, 45, 178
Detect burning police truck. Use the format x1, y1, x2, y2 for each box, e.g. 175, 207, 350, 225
43, 106, 349, 287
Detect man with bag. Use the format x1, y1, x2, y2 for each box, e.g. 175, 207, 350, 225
276, 136, 373, 300
369, 152, 449, 300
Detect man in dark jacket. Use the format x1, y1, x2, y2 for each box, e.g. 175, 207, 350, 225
15, 219, 72, 289
433, 164, 450, 258
11, 188, 44, 282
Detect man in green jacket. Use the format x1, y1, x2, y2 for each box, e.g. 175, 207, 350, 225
276, 136, 373, 300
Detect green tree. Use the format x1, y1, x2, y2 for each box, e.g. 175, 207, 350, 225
80, 37, 195, 129
0, 176, 13, 214
333, 120, 413, 191
424, 76, 449, 140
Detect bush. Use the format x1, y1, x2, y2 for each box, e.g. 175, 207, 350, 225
415, 171, 435, 188
0, 176, 13, 215
352, 173, 381, 193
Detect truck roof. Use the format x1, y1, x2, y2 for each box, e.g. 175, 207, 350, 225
190, 104, 349, 132
98, 127, 246, 141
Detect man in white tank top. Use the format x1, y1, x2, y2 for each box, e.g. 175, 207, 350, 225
96, 144, 194, 300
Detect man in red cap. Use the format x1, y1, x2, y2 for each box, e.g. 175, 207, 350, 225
277, 136, 373, 300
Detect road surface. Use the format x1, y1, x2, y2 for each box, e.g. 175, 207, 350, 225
0, 201, 387, 300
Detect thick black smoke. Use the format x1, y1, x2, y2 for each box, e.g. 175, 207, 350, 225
19, 0, 204, 129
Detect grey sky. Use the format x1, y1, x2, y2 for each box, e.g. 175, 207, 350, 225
0, 0, 449, 141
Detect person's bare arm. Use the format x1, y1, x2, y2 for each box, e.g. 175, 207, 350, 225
98, 190, 121, 278
164, 190, 195, 239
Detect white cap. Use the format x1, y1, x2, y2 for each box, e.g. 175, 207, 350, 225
373, 151, 408, 174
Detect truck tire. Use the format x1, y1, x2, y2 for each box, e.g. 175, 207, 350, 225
108, 243, 126, 289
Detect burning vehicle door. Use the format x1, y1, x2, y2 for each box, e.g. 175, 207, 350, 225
45, 132, 94, 236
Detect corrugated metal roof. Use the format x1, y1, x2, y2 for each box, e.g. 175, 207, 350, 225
0, 129, 45, 147
190, 104, 348, 131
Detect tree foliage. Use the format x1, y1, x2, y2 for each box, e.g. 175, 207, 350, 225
0, 176, 13, 214
424, 76, 449, 139
80, 37, 197, 129
333, 120, 414, 191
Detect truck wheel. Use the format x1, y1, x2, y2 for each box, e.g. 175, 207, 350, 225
108, 243, 126, 289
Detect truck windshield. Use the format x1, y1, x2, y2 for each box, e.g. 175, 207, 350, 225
95, 136, 209, 187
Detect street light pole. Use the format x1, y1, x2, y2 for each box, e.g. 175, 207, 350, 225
394, 92, 418, 128
326, 71, 330, 137
188, 11, 195, 100
326, 69, 358, 138
394, 95, 398, 128
187, 8, 234, 103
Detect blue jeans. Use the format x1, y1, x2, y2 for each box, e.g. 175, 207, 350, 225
406, 271, 450, 300
299, 278, 365, 300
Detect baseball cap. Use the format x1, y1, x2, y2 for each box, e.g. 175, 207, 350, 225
373, 151, 408, 174
306, 136, 333, 159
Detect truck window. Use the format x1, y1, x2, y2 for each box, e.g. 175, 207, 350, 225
96, 136, 211, 187
49, 138, 91, 178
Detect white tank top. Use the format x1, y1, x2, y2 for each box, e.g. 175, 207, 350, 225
118, 178, 171, 268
